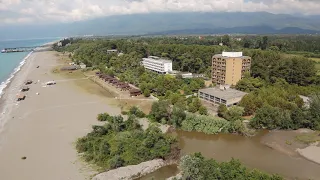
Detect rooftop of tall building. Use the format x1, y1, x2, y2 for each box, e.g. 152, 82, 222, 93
143, 56, 172, 63
213, 52, 251, 59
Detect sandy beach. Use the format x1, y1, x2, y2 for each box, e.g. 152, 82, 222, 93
0, 50, 120, 180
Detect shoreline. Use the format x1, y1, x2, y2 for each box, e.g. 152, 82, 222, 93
0, 39, 59, 99
0, 50, 34, 135
0, 51, 33, 99
261, 129, 320, 165
92, 159, 177, 180
0, 50, 120, 180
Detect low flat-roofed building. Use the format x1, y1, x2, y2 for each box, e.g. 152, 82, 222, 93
142, 56, 172, 74
198, 85, 247, 107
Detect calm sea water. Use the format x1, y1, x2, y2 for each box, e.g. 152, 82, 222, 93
0, 38, 59, 97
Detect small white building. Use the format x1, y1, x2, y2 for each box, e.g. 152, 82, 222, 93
142, 56, 173, 74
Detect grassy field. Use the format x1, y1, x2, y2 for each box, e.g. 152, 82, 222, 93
310, 58, 320, 63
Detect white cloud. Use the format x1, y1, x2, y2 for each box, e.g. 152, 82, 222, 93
0, 0, 319, 24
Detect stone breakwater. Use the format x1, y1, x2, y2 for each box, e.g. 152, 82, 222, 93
92, 159, 167, 180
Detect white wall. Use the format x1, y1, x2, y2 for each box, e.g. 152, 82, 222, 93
142, 58, 172, 73
163, 62, 172, 72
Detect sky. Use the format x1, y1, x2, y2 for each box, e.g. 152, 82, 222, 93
0, 0, 320, 24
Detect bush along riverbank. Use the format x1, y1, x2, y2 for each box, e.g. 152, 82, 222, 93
76, 114, 180, 178
148, 100, 252, 135
175, 153, 283, 180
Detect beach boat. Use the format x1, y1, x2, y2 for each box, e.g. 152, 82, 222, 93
21, 86, 30, 92
17, 94, 26, 101
46, 81, 56, 85
25, 80, 33, 85
1, 49, 6, 53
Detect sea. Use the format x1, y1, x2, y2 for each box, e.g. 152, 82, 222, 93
0, 38, 59, 98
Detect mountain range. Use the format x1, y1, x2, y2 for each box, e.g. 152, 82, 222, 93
0, 12, 319, 40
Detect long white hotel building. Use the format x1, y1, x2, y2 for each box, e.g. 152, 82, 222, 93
142, 56, 173, 74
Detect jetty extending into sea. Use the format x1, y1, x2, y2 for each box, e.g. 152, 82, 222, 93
1, 47, 38, 53
1, 43, 54, 53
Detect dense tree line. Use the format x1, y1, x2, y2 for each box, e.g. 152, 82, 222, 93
243, 50, 318, 86
56, 37, 320, 87
236, 78, 320, 130
177, 153, 283, 180
249, 94, 320, 130
148, 99, 208, 127
136, 35, 320, 54
76, 114, 178, 169
148, 99, 249, 134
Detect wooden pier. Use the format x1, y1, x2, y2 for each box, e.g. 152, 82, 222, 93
1, 45, 49, 53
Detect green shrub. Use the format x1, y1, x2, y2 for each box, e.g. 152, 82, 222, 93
76, 114, 177, 169
97, 113, 112, 122
143, 89, 151, 97
198, 106, 208, 115
181, 113, 230, 134
128, 106, 145, 118
121, 111, 128, 115
180, 153, 283, 179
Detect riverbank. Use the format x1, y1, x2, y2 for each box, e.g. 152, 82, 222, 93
92, 159, 176, 180
261, 129, 320, 165
0, 51, 120, 180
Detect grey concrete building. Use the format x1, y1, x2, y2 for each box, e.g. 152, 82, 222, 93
198, 85, 247, 107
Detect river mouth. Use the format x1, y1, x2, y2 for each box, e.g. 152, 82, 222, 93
141, 130, 320, 180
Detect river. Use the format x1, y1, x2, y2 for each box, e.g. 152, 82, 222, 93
139, 130, 320, 180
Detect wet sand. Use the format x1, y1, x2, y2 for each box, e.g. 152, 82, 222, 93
0, 51, 120, 180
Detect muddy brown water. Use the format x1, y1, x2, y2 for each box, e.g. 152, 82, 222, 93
137, 165, 179, 180
140, 130, 320, 180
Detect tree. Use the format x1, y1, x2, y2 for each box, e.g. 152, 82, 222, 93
198, 106, 208, 115
97, 113, 112, 122
143, 89, 151, 97
239, 94, 259, 116
76, 114, 176, 170
181, 113, 230, 134
223, 106, 244, 122
217, 104, 227, 118
108, 155, 124, 169
242, 38, 253, 48
180, 153, 283, 180
125, 115, 141, 130
188, 98, 202, 113
222, 35, 230, 47
261, 36, 268, 50
235, 77, 265, 92
171, 104, 187, 128
129, 106, 145, 118
149, 100, 171, 123
250, 105, 292, 130
308, 94, 320, 130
